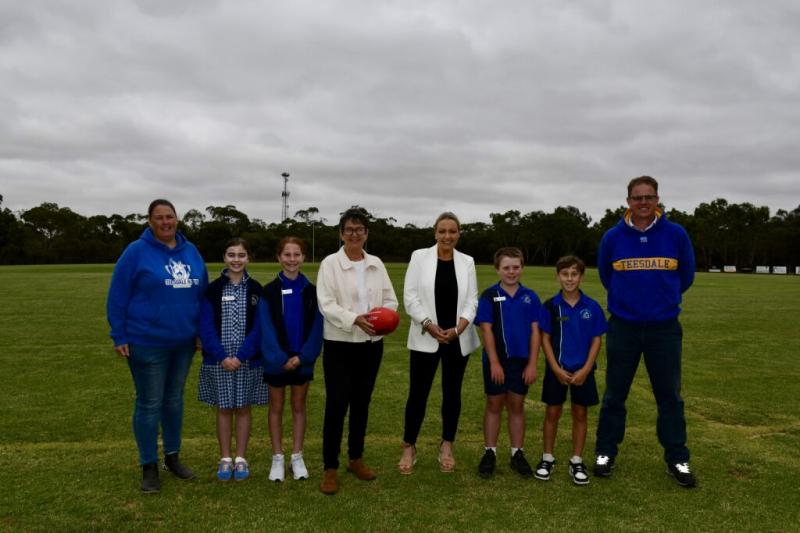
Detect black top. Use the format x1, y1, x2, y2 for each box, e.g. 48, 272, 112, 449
434, 259, 458, 329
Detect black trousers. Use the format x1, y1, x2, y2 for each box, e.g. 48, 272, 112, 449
403, 343, 469, 444
322, 339, 383, 470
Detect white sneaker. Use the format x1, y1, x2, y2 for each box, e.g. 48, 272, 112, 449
269, 454, 285, 482
290, 452, 309, 480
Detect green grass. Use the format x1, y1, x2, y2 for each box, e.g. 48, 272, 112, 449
1, 263, 799, 532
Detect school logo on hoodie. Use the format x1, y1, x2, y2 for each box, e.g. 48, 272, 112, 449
164, 259, 200, 288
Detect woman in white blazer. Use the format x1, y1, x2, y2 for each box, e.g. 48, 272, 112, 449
398, 212, 480, 474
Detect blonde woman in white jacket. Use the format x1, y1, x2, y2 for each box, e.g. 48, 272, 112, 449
398, 212, 480, 474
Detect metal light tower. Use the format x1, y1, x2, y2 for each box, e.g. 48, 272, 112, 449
281, 172, 290, 222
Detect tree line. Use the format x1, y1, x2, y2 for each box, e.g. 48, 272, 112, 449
1, 194, 798, 270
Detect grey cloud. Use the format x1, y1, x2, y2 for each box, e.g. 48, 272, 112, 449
1, 0, 798, 227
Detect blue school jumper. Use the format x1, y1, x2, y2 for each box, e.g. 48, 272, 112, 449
260, 272, 323, 378
199, 274, 263, 365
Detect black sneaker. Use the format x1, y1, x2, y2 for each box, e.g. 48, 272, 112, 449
141, 463, 160, 493
593, 455, 615, 477
667, 462, 697, 488
569, 461, 590, 485
163, 453, 195, 480
509, 450, 533, 478
478, 449, 496, 479
534, 459, 554, 481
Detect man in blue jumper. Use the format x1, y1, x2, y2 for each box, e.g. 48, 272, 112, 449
594, 176, 697, 488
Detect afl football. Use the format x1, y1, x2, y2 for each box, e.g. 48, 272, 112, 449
366, 307, 400, 336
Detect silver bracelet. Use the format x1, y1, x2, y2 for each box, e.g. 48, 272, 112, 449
421, 318, 432, 335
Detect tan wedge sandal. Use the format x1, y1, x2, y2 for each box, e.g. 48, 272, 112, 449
397, 442, 417, 475
438, 441, 455, 473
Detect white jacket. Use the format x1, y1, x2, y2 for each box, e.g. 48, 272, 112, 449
316, 247, 398, 342
403, 244, 480, 356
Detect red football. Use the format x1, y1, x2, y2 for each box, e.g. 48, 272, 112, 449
366, 307, 400, 336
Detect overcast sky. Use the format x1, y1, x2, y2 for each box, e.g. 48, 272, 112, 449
1, 0, 798, 227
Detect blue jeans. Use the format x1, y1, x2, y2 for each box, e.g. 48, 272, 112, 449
595, 316, 689, 464
127, 343, 195, 465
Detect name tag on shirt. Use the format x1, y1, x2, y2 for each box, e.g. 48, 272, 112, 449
493, 296, 506, 302
282, 289, 293, 295
222, 295, 236, 302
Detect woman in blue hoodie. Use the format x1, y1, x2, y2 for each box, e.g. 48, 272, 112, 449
260, 237, 323, 482
107, 199, 208, 493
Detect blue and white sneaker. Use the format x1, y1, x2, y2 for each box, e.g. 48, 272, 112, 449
217, 459, 233, 481
234, 459, 250, 481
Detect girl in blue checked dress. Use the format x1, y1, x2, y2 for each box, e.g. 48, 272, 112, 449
198, 238, 268, 481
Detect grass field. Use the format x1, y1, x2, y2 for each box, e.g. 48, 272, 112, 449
1, 263, 799, 532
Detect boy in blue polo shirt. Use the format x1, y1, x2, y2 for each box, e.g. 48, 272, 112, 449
535, 255, 607, 485
475, 247, 542, 478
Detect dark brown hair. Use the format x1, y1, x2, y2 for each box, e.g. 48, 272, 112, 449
224, 237, 251, 257
627, 176, 659, 197
147, 198, 176, 218
555, 255, 586, 275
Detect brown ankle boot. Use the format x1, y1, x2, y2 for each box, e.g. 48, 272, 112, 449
347, 458, 377, 481
320, 468, 339, 495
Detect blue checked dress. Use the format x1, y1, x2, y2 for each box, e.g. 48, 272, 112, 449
199, 273, 268, 409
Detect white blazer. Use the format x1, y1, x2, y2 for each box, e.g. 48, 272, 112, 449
404, 244, 480, 355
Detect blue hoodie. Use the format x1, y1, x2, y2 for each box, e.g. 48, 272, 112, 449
107, 227, 208, 347
598, 209, 695, 323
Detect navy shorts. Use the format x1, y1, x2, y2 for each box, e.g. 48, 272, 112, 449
263, 369, 313, 388
483, 357, 530, 396
541, 364, 599, 406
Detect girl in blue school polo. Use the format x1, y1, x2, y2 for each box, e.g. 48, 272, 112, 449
198, 237, 268, 481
